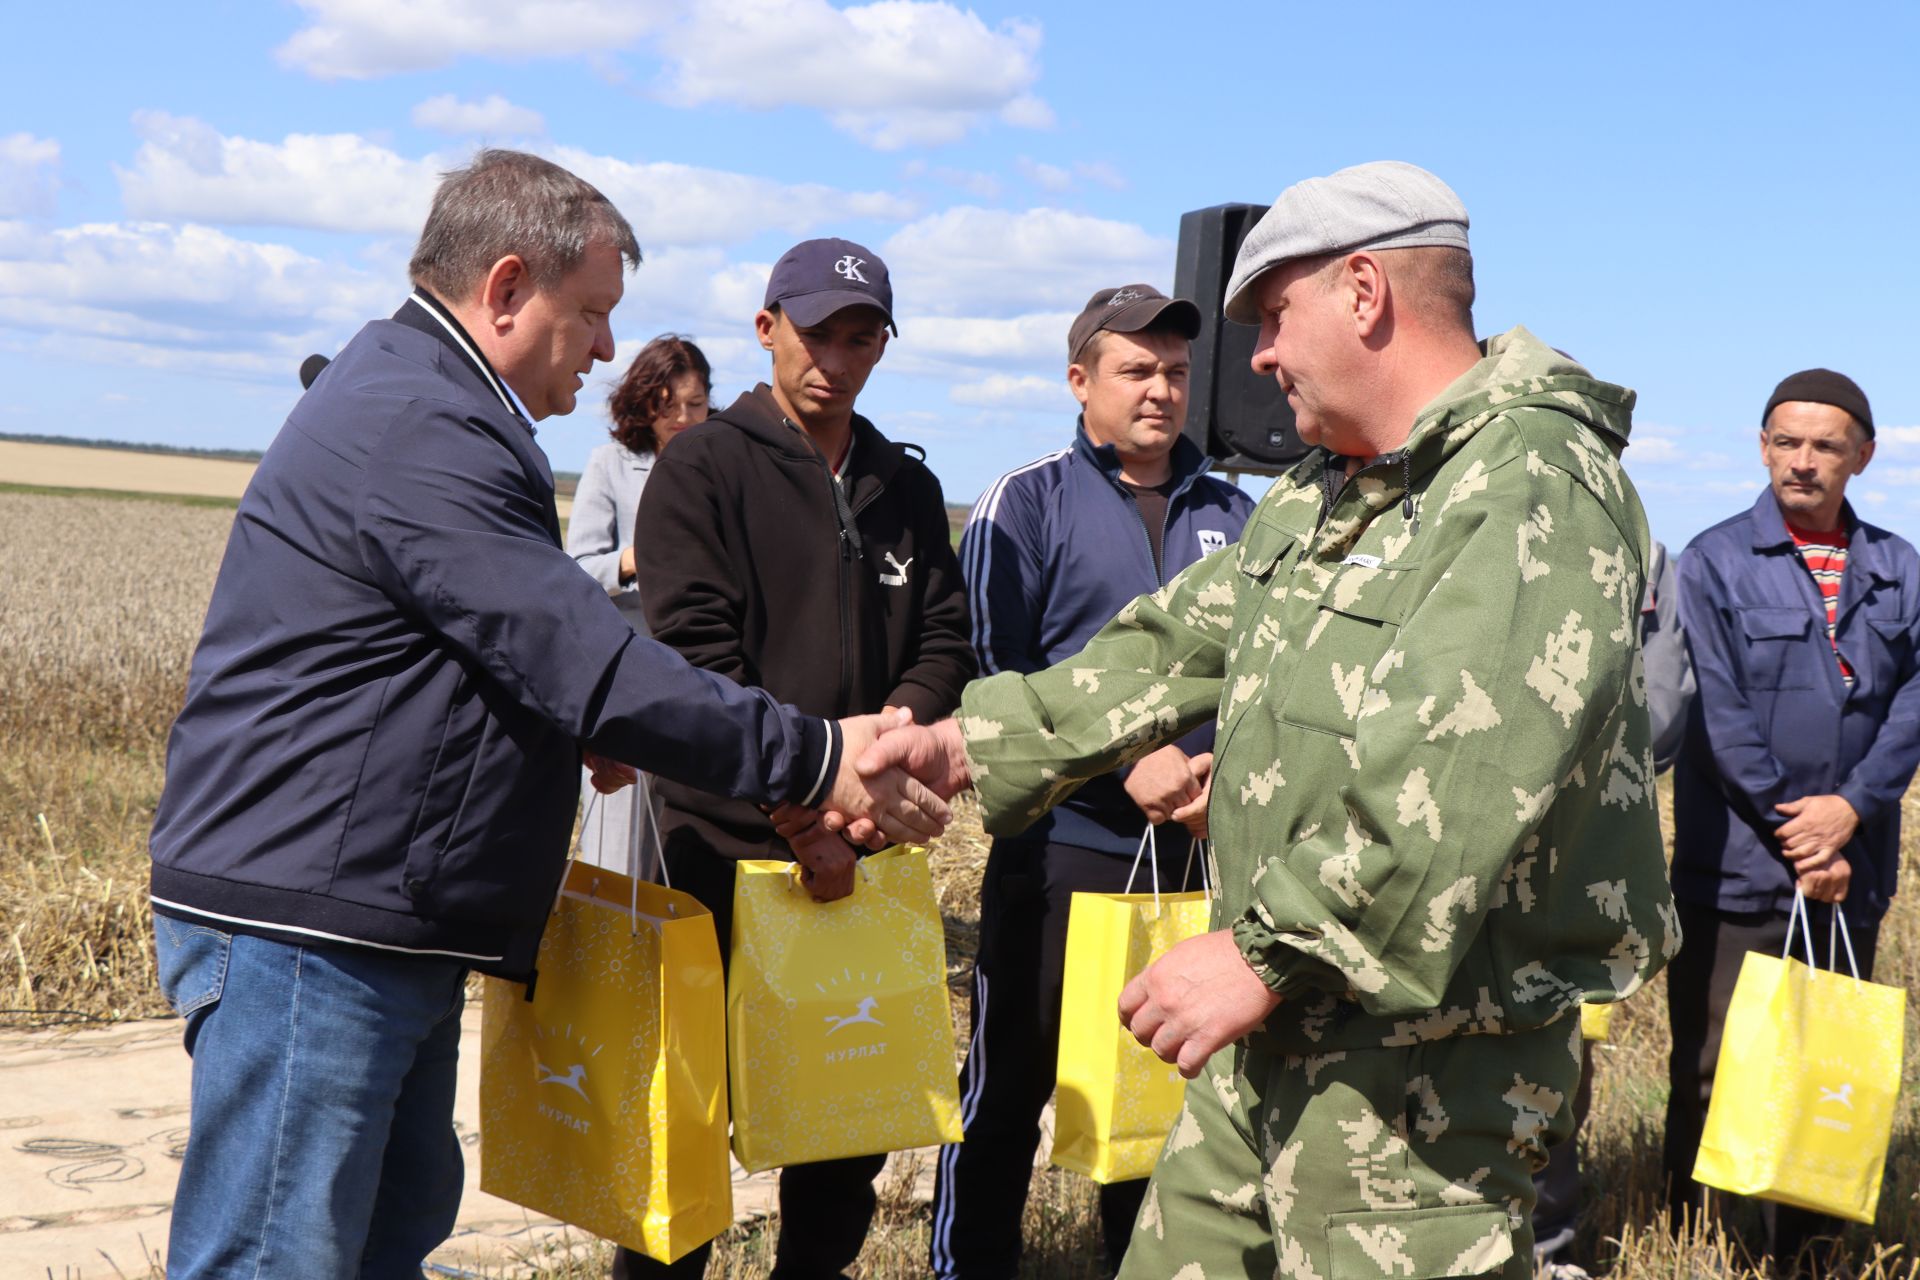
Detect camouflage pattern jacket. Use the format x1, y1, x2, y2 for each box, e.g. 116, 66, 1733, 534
959, 328, 1679, 1054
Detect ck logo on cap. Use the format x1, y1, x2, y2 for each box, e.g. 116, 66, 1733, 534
835, 255, 869, 284
1107, 288, 1145, 306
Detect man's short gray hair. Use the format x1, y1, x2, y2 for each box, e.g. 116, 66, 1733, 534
408, 149, 641, 300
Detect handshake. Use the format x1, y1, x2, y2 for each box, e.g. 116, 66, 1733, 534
773, 709, 975, 900
583, 709, 975, 903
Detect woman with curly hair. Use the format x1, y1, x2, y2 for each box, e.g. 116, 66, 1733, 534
568, 334, 712, 626
566, 333, 711, 871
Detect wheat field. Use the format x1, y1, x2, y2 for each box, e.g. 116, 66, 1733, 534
2, 486, 1916, 1278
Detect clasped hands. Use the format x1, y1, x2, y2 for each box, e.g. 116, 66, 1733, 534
1775, 793, 1858, 904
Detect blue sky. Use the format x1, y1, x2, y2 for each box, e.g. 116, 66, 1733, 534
5, 1, 1917, 547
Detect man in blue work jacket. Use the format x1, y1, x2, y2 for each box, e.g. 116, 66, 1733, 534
1662, 368, 1920, 1272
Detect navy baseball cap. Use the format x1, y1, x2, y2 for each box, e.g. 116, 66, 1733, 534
763, 237, 897, 334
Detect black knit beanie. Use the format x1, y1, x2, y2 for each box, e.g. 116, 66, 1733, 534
1763, 368, 1874, 438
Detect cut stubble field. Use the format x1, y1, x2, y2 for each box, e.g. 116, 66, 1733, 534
2, 486, 1916, 1278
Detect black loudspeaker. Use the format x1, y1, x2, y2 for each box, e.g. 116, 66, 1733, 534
1173, 203, 1307, 473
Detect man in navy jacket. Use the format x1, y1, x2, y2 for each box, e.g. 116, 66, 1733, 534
1662, 368, 1920, 1269
930, 285, 1252, 1279
146, 150, 945, 1278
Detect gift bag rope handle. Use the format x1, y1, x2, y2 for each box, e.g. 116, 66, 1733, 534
1782, 886, 1861, 981
1123, 825, 1213, 915
569, 773, 677, 933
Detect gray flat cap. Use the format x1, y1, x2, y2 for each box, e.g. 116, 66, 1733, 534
1223, 161, 1469, 324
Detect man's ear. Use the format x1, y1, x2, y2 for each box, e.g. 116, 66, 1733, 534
481, 254, 533, 337
1854, 435, 1876, 476
754, 308, 779, 353
1346, 252, 1386, 339
1066, 361, 1093, 409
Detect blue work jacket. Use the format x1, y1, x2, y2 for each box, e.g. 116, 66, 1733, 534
1672, 489, 1920, 925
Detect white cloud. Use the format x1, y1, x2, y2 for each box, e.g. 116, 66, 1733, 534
279, 0, 1049, 149
1017, 157, 1072, 194
950, 373, 1067, 411
412, 93, 547, 137
0, 133, 61, 217
1874, 424, 1920, 449
115, 115, 915, 247
0, 221, 390, 380
657, 0, 1049, 149
118, 112, 438, 234
912, 162, 1002, 201
551, 146, 915, 247
1869, 466, 1920, 488
896, 312, 1076, 370
1626, 433, 1682, 464
277, 0, 672, 79
1016, 157, 1126, 195
883, 207, 1174, 316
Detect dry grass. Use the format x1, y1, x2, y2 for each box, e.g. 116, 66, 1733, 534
3, 485, 1917, 1278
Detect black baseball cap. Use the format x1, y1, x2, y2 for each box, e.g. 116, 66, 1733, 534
763, 237, 896, 335
1067, 284, 1201, 363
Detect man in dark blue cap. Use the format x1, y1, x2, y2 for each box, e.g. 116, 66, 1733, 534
618, 238, 975, 1278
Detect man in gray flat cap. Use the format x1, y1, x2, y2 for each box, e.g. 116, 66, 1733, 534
840, 160, 1676, 1279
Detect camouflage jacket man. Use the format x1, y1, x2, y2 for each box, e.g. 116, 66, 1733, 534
958, 328, 1680, 1054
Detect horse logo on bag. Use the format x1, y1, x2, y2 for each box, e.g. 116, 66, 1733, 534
824, 995, 884, 1034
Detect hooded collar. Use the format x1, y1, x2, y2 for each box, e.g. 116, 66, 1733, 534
1303, 326, 1638, 560
718, 384, 910, 488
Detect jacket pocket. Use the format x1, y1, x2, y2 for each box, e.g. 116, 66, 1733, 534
1865, 615, 1914, 674
1734, 607, 1817, 690
1326, 1203, 1513, 1278
1277, 568, 1408, 738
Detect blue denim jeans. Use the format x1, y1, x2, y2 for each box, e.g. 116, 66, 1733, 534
154, 916, 469, 1279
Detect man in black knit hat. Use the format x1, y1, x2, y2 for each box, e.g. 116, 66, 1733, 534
1663, 368, 1920, 1273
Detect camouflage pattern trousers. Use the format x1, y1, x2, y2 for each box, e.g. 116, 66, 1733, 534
1119, 1021, 1582, 1280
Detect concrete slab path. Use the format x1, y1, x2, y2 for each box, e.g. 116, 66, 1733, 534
0, 1003, 941, 1278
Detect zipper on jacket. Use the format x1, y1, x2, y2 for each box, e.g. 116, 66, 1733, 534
791, 418, 860, 714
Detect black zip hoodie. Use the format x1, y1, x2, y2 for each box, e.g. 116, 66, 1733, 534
636, 384, 975, 861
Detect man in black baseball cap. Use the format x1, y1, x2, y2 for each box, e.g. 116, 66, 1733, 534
619, 240, 974, 1278
762, 234, 898, 335
930, 283, 1252, 1279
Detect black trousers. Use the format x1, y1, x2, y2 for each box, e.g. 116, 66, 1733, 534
930, 834, 1202, 1279
612, 846, 887, 1280
1660, 897, 1881, 1274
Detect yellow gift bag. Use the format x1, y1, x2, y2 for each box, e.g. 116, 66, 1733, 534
1693, 890, 1906, 1224
480, 791, 731, 1262
728, 845, 964, 1172
1053, 829, 1213, 1184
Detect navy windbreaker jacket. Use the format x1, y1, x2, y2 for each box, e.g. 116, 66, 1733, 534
148, 295, 839, 978
1672, 489, 1920, 926
960, 424, 1252, 856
